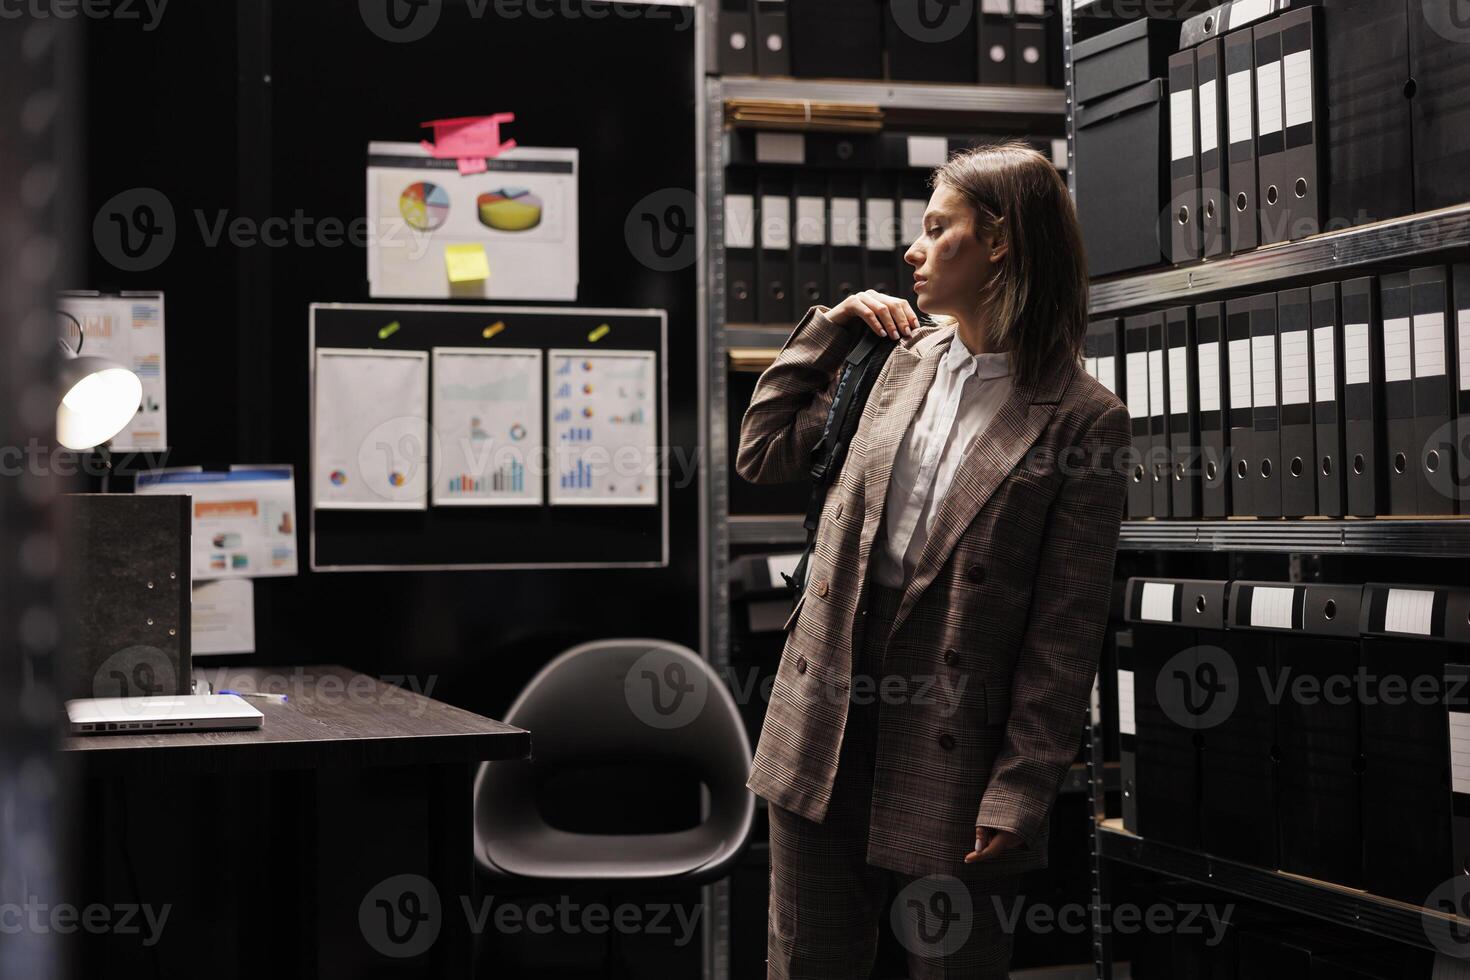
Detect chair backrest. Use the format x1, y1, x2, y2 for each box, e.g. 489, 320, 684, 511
474, 638, 756, 881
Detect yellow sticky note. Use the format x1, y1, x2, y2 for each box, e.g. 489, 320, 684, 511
445, 244, 490, 283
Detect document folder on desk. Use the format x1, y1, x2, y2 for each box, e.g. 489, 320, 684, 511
1253, 16, 1289, 247
1409, 266, 1457, 517
1196, 302, 1231, 518
1226, 298, 1256, 517
1341, 277, 1385, 517
1196, 37, 1229, 259
1251, 292, 1283, 517
1277, 287, 1317, 517
1224, 28, 1259, 255
1311, 282, 1346, 517
1125, 316, 1151, 519
1168, 49, 1201, 266
1381, 271, 1418, 515
1166, 306, 1200, 518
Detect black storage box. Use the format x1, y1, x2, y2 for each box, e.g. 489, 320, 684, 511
1072, 17, 1180, 105
1076, 79, 1169, 277
789, 0, 883, 79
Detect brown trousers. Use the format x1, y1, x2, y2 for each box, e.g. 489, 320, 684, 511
766, 581, 1022, 979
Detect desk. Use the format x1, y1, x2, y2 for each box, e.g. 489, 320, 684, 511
64, 665, 529, 979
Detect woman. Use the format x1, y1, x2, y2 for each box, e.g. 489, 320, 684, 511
736, 142, 1130, 979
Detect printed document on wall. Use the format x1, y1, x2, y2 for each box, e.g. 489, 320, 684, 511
431, 347, 543, 506
191, 578, 255, 655
548, 348, 657, 506
58, 291, 167, 452
135, 465, 299, 580
314, 348, 431, 510
366, 141, 578, 301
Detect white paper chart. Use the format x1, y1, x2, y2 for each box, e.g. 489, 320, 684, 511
547, 349, 657, 506
431, 347, 543, 506
58, 292, 167, 452
136, 465, 299, 580
313, 348, 431, 510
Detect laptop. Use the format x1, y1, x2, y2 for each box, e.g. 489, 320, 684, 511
66, 694, 264, 735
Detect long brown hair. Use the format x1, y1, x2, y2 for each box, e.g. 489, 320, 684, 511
930, 141, 1089, 389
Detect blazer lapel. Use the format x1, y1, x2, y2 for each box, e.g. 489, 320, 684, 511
888, 350, 1079, 639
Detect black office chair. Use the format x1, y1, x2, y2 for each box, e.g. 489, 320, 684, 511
473, 638, 756, 977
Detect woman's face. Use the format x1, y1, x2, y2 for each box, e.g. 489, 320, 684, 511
903, 184, 1003, 318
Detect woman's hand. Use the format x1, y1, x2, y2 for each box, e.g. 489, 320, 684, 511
964, 826, 1023, 863
825, 290, 918, 341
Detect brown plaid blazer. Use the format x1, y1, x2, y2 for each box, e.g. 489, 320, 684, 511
736, 305, 1130, 879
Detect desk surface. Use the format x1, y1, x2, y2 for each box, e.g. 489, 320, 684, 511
63, 664, 530, 776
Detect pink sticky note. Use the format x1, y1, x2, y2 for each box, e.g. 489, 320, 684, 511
420, 113, 518, 162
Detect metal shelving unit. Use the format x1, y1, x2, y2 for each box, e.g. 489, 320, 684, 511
721, 75, 1067, 116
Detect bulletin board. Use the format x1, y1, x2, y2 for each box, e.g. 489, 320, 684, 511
308, 302, 668, 571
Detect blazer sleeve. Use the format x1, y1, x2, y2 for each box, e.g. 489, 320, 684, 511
974, 402, 1131, 848
734, 305, 855, 486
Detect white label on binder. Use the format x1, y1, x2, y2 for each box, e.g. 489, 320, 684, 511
1385, 587, 1435, 636
1171, 89, 1195, 162
795, 196, 826, 246
1169, 347, 1190, 412
1451, 711, 1470, 795
1086, 356, 1098, 378
1141, 581, 1176, 622
761, 195, 791, 250
1383, 317, 1412, 383
1280, 330, 1309, 406
1229, 338, 1254, 408
766, 553, 800, 585
1098, 355, 1117, 396
982, 0, 1010, 13
1015, 0, 1044, 14
1252, 334, 1277, 407
1250, 586, 1295, 629
1117, 669, 1137, 737
1051, 139, 1069, 170
1198, 342, 1221, 412
1344, 322, 1370, 386
1414, 311, 1447, 378
829, 197, 861, 247
1256, 59, 1283, 136
907, 136, 948, 169
1313, 326, 1336, 401
866, 198, 896, 251
1283, 49, 1313, 128
724, 194, 755, 248
1198, 80, 1219, 154
755, 131, 805, 165
900, 199, 926, 248
1232, 0, 1272, 24
1148, 348, 1165, 418
1126, 351, 1149, 418
1460, 310, 1470, 390
1228, 70, 1254, 146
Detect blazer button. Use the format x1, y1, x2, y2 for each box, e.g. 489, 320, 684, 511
813, 577, 829, 597
796, 656, 808, 674
938, 732, 956, 751
943, 648, 957, 665
967, 563, 985, 584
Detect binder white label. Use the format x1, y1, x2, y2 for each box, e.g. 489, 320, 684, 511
1449, 710, 1470, 795
1249, 586, 1295, 629
1227, 70, 1254, 146
1097, 355, 1117, 396
1126, 351, 1149, 418
755, 131, 805, 165
829, 197, 861, 248
1460, 310, 1470, 390
982, 0, 1010, 13
900, 199, 926, 249
1383, 316, 1412, 383
1231, 0, 1273, 24
1198, 80, 1219, 155
1283, 49, 1314, 129
1169, 347, 1190, 412
1148, 348, 1165, 418
1229, 338, 1254, 408
1117, 668, 1136, 737
1198, 342, 1221, 412
766, 553, 800, 585
795, 196, 826, 246
866, 199, 896, 251
724, 194, 755, 249
761, 195, 791, 251
1170, 89, 1195, 163
1015, 0, 1044, 14
1313, 326, 1336, 401
1141, 581, 1176, 622
1256, 59, 1283, 137
1051, 139, 1069, 170
1344, 322, 1370, 386
1384, 587, 1435, 636
907, 136, 948, 169
1251, 334, 1277, 407
1280, 330, 1310, 406
1414, 311, 1447, 378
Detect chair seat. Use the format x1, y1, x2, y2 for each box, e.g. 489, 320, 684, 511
478, 824, 741, 881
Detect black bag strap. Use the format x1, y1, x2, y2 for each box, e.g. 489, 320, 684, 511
779, 330, 898, 597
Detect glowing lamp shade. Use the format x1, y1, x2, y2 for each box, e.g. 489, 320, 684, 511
56, 354, 142, 451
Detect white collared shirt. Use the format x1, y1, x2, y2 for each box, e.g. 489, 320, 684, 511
872, 330, 1016, 590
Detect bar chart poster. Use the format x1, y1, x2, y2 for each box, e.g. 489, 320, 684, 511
430, 347, 543, 506
547, 348, 657, 505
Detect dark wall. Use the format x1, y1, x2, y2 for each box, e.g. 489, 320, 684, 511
79, 0, 702, 723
